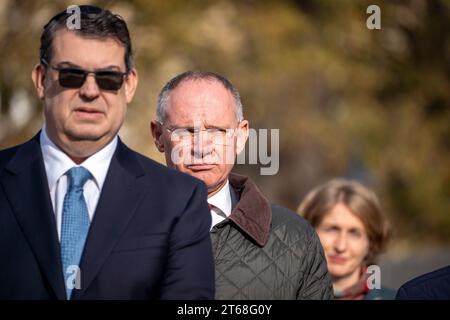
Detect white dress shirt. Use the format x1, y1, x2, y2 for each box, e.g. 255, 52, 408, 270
40, 125, 117, 241
208, 180, 232, 229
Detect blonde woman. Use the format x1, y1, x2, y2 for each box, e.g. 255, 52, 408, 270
298, 179, 395, 300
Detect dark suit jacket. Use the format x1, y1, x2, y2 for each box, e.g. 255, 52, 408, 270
0, 133, 215, 299
396, 265, 450, 300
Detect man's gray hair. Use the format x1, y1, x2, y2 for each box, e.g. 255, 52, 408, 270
156, 71, 244, 123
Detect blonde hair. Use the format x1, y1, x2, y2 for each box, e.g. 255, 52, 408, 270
298, 178, 390, 265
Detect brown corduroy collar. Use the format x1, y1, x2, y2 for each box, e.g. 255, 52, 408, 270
227, 172, 272, 247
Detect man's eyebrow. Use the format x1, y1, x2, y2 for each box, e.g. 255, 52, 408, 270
98, 65, 123, 71
166, 123, 192, 128
54, 61, 80, 68
54, 61, 123, 71
204, 125, 228, 130
171, 124, 229, 130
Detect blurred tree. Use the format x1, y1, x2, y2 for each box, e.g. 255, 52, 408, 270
0, 0, 448, 244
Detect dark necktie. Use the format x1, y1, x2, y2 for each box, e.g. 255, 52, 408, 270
208, 203, 227, 219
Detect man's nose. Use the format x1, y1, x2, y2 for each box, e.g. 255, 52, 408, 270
79, 73, 100, 100
193, 129, 213, 150
192, 130, 214, 158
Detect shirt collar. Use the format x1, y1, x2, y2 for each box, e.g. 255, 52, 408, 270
208, 180, 232, 217
40, 125, 118, 190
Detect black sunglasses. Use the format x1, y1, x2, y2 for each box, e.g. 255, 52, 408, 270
41, 59, 128, 91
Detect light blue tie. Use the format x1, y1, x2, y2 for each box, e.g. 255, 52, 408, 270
60, 166, 91, 300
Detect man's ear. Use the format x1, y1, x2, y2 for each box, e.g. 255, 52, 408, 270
124, 68, 138, 103
235, 119, 249, 154
31, 64, 46, 100
151, 120, 165, 152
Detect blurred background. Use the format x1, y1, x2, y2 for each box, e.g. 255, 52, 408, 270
0, 0, 449, 289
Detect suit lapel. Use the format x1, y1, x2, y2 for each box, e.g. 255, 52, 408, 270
1, 134, 66, 299
72, 140, 146, 299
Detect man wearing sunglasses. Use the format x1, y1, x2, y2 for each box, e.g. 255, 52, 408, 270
151, 71, 333, 299
0, 6, 214, 300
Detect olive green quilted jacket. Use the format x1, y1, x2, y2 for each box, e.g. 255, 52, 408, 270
210, 173, 333, 300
